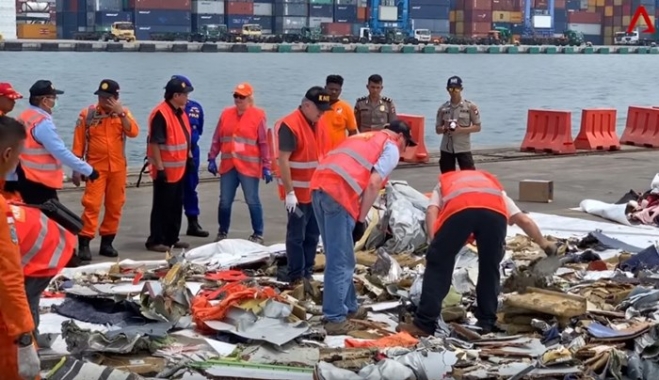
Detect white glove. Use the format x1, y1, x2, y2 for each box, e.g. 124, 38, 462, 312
285, 191, 298, 213
17, 344, 40, 380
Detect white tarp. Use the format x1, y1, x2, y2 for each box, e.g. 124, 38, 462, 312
579, 199, 631, 226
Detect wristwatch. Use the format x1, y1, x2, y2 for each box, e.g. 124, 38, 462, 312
16, 333, 32, 347
118, 112, 127, 118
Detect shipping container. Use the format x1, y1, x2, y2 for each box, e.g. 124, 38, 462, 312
321, 21, 350, 34
464, 10, 492, 23
227, 15, 272, 28
534, 0, 548, 8
464, 21, 490, 34
56, 11, 84, 27
191, 13, 223, 29
464, 0, 492, 11
334, 4, 357, 22
554, 0, 565, 8
226, 1, 254, 14
274, 3, 306, 16
192, 1, 224, 14
253, 2, 272, 15
491, 0, 516, 11
310, 0, 332, 4
409, 5, 449, 20
565, 0, 581, 10
57, 25, 78, 39
582, 33, 602, 44
17, 23, 56, 39
274, 15, 306, 31
91, 0, 124, 11
55, 0, 123, 12
492, 11, 508, 22
567, 22, 601, 35
510, 10, 522, 22
134, 9, 191, 25
411, 18, 449, 33
17, 2, 52, 13
567, 11, 602, 23
379, 5, 397, 20
309, 4, 332, 17
308, 16, 332, 27
95, 11, 133, 24
273, 0, 307, 3
554, 9, 567, 23
357, 6, 367, 20
135, 24, 191, 39
129, 0, 191, 10
409, 0, 450, 5
335, 0, 357, 4
56, 0, 78, 12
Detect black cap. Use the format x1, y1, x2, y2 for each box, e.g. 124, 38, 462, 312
304, 86, 331, 111
447, 76, 463, 88
29, 80, 64, 97
165, 77, 194, 94
94, 79, 120, 97
385, 120, 417, 147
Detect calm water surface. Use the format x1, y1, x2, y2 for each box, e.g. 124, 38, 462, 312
2, 52, 657, 165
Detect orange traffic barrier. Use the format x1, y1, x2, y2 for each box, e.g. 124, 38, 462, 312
621, 106, 659, 148
396, 114, 429, 164
574, 109, 620, 151
520, 109, 576, 154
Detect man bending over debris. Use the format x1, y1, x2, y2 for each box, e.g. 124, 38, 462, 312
398, 169, 559, 337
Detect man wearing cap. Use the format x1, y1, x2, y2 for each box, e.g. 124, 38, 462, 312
7, 80, 98, 205
145, 77, 194, 252
171, 75, 209, 239
436, 76, 481, 173
208, 82, 270, 244
0, 82, 23, 116
310, 120, 416, 335
273, 86, 330, 287
72, 79, 140, 261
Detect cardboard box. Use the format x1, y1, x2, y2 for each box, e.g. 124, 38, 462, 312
518, 180, 553, 203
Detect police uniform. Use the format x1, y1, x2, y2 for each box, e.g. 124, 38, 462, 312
436, 99, 480, 173
354, 96, 397, 132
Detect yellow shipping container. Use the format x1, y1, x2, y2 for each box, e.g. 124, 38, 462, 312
603, 26, 613, 37
636, 15, 656, 28
613, 0, 622, 5
596, 0, 604, 7
622, 15, 631, 26
510, 11, 523, 23
492, 11, 510, 22
17, 24, 56, 39
587, 5, 595, 12
604, 5, 613, 17
456, 10, 463, 22
587, 0, 595, 6
449, 10, 455, 22
456, 21, 464, 35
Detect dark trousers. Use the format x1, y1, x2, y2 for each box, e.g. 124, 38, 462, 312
16, 165, 58, 204
146, 178, 185, 247
286, 203, 320, 283
414, 208, 507, 335
439, 151, 476, 173
25, 276, 53, 334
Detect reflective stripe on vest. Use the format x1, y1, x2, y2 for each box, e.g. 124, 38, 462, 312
18, 109, 64, 188
441, 174, 504, 203
316, 146, 375, 194
20, 212, 68, 271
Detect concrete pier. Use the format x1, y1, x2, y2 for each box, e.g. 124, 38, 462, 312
1, 39, 656, 54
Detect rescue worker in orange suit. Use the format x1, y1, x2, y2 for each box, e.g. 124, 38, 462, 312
310, 120, 416, 335
4, 80, 99, 205
0, 83, 23, 196
171, 75, 209, 238
0, 115, 41, 380
208, 83, 271, 244
72, 80, 139, 261
275, 86, 330, 285
145, 77, 193, 252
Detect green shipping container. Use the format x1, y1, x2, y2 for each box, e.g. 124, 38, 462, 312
310, 0, 333, 4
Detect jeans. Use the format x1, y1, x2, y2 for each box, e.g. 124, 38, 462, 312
414, 208, 507, 335
286, 202, 319, 283
218, 168, 263, 236
312, 190, 358, 323
439, 151, 476, 173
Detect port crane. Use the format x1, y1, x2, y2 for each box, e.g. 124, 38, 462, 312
523, 0, 555, 37
360, 0, 430, 43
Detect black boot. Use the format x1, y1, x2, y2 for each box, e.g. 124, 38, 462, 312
186, 215, 209, 238
99, 235, 118, 257
78, 236, 92, 261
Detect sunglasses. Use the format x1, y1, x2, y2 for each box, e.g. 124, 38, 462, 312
447, 87, 461, 92
233, 93, 247, 100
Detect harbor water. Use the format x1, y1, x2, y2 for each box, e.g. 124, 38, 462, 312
2, 52, 657, 166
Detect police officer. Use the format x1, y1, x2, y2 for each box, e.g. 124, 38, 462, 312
171, 75, 209, 238
436, 76, 481, 173
354, 74, 397, 132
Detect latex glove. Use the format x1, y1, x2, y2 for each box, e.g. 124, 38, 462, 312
352, 221, 366, 243
71, 172, 81, 187
262, 168, 273, 184
155, 170, 167, 183
208, 159, 218, 176
285, 191, 298, 213
87, 169, 99, 181
17, 344, 40, 380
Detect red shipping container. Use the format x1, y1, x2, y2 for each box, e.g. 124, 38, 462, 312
554, 0, 565, 9
130, 0, 191, 10
621, 4, 631, 16
464, 10, 492, 23
567, 11, 602, 24
603, 15, 613, 26
464, 0, 491, 11
321, 22, 351, 36
613, 15, 622, 26
357, 6, 367, 21
492, 0, 515, 12
533, 0, 548, 9
226, 1, 253, 14
464, 21, 491, 35
605, 0, 613, 5
512, 0, 523, 11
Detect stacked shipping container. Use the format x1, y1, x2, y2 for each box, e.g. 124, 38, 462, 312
410, 0, 449, 35
129, 0, 191, 40
56, 0, 131, 39
191, 1, 224, 32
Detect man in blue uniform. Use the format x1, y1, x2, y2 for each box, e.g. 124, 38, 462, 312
171, 75, 209, 238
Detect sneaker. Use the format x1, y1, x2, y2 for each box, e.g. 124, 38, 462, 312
215, 232, 227, 242
324, 320, 364, 336
347, 306, 368, 320
248, 234, 264, 244
396, 322, 432, 337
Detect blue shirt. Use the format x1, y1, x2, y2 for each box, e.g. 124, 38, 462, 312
373, 141, 400, 179
185, 99, 204, 146
6, 106, 93, 181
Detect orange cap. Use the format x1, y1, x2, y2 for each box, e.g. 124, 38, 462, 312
233, 83, 253, 97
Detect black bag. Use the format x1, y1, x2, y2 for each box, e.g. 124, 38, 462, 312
27, 199, 83, 235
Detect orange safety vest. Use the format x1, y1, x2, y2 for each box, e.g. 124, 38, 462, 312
273, 109, 329, 203
7, 202, 75, 277
146, 101, 191, 183
310, 131, 395, 220
218, 106, 266, 178
16, 108, 64, 189
432, 170, 508, 235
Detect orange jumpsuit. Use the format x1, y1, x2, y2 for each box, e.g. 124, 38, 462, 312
0, 195, 36, 379
72, 105, 139, 239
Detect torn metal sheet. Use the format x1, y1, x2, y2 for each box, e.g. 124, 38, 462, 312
244, 343, 320, 367
47, 356, 146, 380
61, 320, 167, 355
496, 362, 583, 378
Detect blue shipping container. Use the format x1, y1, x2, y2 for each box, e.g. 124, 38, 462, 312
135, 25, 191, 40
95, 11, 133, 25
334, 5, 357, 22
410, 0, 450, 6
565, 0, 581, 10
192, 13, 224, 30
309, 4, 333, 18
582, 34, 602, 45
254, 0, 274, 2
134, 10, 191, 27
56, 0, 79, 12
57, 25, 78, 39
227, 15, 273, 29
56, 11, 81, 27
408, 5, 449, 20
554, 9, 566, 24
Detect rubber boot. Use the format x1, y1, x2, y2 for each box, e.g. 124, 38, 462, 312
78, 236, 92, 262
186, 215, 209, 238
99, 235, 119, 258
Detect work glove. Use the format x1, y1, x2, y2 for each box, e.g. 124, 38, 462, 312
155, 170, 167, 183
543, 242, 566, 257
87, 169, 99, 182
262, 168, 273, 184
352, 221, 366, 243
17, 344, 40, 380
208, 159, 218, 176
285, 191, 298, 213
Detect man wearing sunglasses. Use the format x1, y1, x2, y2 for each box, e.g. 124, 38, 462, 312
436, 76, 481, 173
